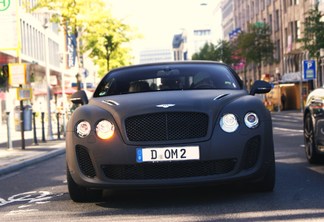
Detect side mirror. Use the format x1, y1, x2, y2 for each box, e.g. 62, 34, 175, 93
70, 90, 89, 105
250, 80, 272, 95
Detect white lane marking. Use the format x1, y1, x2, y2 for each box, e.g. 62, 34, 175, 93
273, 127, 303, 133
0, 191, 53, 207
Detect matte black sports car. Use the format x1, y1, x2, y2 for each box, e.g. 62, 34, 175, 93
66, 61, 275, 202
304, 87, 324, 163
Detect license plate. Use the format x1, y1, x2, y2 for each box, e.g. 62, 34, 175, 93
136, 146, 200, 163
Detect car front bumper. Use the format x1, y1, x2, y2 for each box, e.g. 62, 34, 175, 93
66, 122, 274, 189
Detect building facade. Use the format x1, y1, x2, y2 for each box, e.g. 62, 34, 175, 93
139, 49, 173, 64
221, 0, 235, 41
221, 0, 320, 110
0, 1, 90, 136
172, 32, 188, 61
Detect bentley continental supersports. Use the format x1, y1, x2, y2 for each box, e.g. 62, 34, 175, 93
66, 61, 275, 202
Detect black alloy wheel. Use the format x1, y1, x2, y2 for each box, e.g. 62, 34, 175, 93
304, 113, 322, 164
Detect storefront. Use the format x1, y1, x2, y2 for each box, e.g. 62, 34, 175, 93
265, 72, 313, 111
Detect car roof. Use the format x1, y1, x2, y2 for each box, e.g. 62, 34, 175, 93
108, 61, 227, 73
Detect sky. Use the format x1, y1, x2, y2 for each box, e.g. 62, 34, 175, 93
108, 0, 222, 51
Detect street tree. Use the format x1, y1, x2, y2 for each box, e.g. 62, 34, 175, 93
82, 16, 135, 75
32, 0, 134, 76
192, 42, 218, 61
192, 40, 239, 65
237, 22, 274, 82
298, 2, 324, 86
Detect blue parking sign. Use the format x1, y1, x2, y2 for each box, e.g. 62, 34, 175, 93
303, 60, 316, 80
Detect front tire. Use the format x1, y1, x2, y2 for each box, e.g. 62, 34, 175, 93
67, 165, 102, 202
304, 113, 323, 164
250, 154, 276, 192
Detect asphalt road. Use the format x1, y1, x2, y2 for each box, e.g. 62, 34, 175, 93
1, 111, 324, 221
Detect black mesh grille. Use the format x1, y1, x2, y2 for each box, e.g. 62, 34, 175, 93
243, 136, 260, 169
125, 112, 209, 142
101, 159, 237, 180
76, 145, 96, 178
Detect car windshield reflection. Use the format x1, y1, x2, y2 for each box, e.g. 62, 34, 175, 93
94, 63, 241, 97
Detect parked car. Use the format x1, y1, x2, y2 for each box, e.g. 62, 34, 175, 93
66, 61, 275, 202
304, 87, 324, 163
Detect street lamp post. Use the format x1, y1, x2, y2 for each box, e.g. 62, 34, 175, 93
43, 14, 53, 140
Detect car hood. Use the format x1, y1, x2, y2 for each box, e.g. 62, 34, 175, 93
90, 90, 246, 120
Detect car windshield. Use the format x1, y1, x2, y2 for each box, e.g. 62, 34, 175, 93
93, 63, 242, 97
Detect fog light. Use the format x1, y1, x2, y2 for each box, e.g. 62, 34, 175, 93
96, 120, 115, 140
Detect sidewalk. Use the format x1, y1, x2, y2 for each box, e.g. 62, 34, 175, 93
0, 123, 65, 176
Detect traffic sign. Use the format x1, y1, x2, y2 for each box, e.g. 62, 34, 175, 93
8, 63, 27, 86
303, 60, 316, 80
16, 88, 32, 100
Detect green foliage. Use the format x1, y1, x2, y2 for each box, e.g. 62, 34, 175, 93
192, 42, 218, 61
33, 0, 135, 74
82, 16, 135, 74
236, 22, 274, 79
192, 40, 239, 65
237, 23, 274, 65
299, 2, 324, 60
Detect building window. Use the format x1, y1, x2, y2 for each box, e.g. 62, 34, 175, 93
261, 0, 265, 10
296, 21, 300, 40
246, 5, 250, 20
21, 20, 25, 54
268, 14, 273, 33
284, 27, 288, 47
194, 30, 211, 36
290, 21, 294, 42
290, 20, 299, 42
275, 10, 280, 32
275, 40, 280, 61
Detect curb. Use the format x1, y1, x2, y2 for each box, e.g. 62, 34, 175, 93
0, 148, 66, 176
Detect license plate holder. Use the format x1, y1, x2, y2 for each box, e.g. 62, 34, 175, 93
136, 146, 200, 163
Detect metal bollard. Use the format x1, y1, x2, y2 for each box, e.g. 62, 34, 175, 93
20, 100, 25, 150
62, 112, 66, 137
56, 112, 61, 140
33, 112, 38, 145
41, 112, 46, 142
6, 112, 12, 149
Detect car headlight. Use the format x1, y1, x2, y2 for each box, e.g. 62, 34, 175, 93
96, 120, 115, 140
244, 112, 259, 128
76, 121, 91, 138
220, 113, 239, 133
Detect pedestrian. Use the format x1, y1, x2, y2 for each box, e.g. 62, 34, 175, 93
281, 92, 287, 110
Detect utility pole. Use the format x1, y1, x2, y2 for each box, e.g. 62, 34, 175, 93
43, 14, 53, 140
